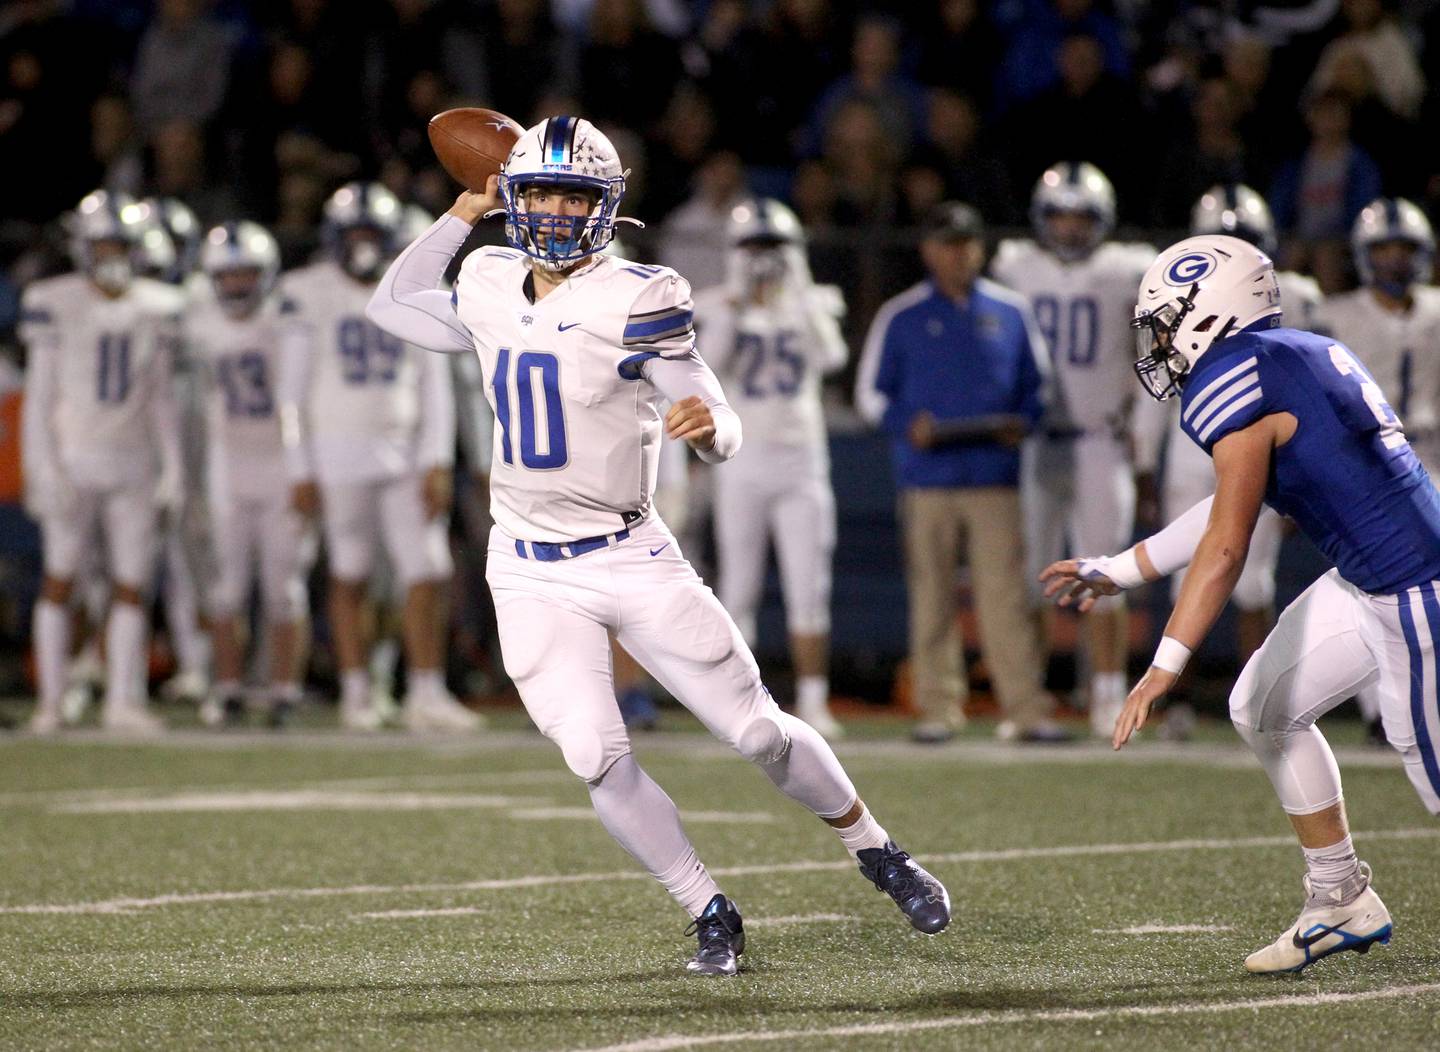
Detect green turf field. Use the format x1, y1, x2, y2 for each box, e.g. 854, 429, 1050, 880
1, 711, 1437, 1050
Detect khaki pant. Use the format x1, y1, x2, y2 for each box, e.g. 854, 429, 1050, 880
901, 486, 1050, 730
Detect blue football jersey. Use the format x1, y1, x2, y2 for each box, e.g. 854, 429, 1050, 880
1178, 326, 1440, 594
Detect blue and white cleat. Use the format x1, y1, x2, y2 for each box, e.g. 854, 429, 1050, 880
857, 840, 951, 935
685, 894, 745, 976
1245, 862, 1393, 974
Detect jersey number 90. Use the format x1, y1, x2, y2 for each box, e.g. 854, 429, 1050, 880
493, 348, 569, 470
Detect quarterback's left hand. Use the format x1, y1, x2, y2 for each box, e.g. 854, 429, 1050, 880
666, 397, 715, 452
422, 466, 453, 520
1112, 667, 1177, 750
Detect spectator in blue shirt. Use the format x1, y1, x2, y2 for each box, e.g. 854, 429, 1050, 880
856, 202, 1065, 744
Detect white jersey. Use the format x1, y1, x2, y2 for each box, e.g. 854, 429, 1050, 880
990, 239, 1152, 433
279, 260, 454, 485
183, 291, 294, 500
692, 281, 846, 456
1315, 285, 1440, 448
20, 273, 184, 490
452, 248, 699, 541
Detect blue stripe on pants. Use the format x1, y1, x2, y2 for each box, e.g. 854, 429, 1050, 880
1400, 586, 1440, 799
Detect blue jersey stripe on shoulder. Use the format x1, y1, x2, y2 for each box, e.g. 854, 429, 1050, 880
20, 308, 53, 324
623, 310, 693, 341
1182, 355, 1258, 423
617, 350, 661, 381
1196, 387, 1263, 443
1192, 373, 1262, 434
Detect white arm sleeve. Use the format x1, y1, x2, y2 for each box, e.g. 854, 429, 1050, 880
278, 322, 315, 481
415, 345, 456, 470
645, 353, 742, 464
366, 215, 476, 354
1140, 495, 1215, 576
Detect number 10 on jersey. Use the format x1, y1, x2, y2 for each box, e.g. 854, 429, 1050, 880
493, 348, 569, 470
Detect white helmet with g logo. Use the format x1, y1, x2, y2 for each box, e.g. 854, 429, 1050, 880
1132, 235, 1281, 400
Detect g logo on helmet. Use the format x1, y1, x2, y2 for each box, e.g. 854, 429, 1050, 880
1163, 251, 1217, 287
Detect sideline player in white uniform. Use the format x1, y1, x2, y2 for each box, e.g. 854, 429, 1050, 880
693, 199, 848, 739
21, 191, 185, 733
1044, 235, 1440, 974
134, 196, 214, 707
990, 162, 1153, 735
367, 115, 950, 975
1317, 199, 1440, 471
280, 182, 476, 733
1167, 185, 1320, 666
187, 221, 314, 727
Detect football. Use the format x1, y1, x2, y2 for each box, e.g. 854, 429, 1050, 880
427, 107, 524, 192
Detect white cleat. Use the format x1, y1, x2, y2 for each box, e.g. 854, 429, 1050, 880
60, 682, 94, 725
1245, 863, 1393, 974
402, 688, 485, 733
100, 703, 167, 736
160, 669, 210, 706
28, 707, 63, 735
797, 702, 844, 740
340, 699, 385, 732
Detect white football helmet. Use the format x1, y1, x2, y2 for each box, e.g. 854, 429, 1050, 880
201, 221, 280, 318
133, 197, 201, 283
726, 198, 808, 293
66, 189, 143, 294
1351, 197, 1434, 294
1030, 161, 1115, 261
322, 182, 404, 280
1132, 235, 1281, 400
399, 203, 436, 244
1190, 184, 1277, 256
499, 115, 637, 269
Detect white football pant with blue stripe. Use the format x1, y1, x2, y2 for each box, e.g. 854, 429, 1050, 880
1230, 567, 1440, 816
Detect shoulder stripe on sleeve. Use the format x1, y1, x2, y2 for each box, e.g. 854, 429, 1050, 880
1182, 355, 1259, 424
1192, 372, 1262, 436
623, 308, 694, 345
1197, 387, 1264, 443
20, 308, 53, 324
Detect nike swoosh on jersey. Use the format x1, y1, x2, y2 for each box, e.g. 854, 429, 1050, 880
1293, 916, 1354, 948
558, 321, 581, 332
649, 544, 670, 557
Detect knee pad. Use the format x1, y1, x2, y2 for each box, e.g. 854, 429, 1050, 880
554, 722, 619, 783
653, 584, 737, 668
736, 711, 790, 765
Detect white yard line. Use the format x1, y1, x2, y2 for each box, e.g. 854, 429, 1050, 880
1092, 924, 1235, 935
507, 808, 775, 824
4, 826, 1435, 917
566, 982, 1440, 1052
356, 908, 858, 923
51, 791, 541, 814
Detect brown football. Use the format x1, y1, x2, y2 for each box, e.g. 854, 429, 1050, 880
428, 108, 524, 192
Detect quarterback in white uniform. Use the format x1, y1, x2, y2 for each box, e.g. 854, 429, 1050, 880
367, 115, 949, 975
21, 191, 185, 733
280, 182, 476, 733
186, 221, 314, 726
1165, 185, 1320, 666
990, 162, 1153, 735
693, 199, 848, 739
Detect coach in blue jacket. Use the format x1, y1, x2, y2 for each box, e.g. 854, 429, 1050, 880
857, 202, 1062, 744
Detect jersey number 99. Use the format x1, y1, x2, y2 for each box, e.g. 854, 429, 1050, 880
493, 348, 569, 470
337, 318, 403, 385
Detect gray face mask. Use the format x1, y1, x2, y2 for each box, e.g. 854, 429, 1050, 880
91, 257, 132, 294
342, 240, 384, 281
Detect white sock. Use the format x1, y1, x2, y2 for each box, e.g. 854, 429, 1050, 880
1303, 834, 1362, 901
1092, 671, 1126, 707
408, 669, 444, 697
588, 754, 721, 917
340, 669, 370, 709
33, 600, 71, 714
796, 675, 830, 715
834, 803, 891, 860
104, 603, 147, 709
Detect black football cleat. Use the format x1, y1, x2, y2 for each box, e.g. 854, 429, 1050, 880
685, 894, 745, 976
857, 840, 951, 935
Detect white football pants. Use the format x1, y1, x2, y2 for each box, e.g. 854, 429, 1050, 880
209, 493, 314, 623
41, 483, 156, 588
1230, 568, 1440, 815
485, 513, 855, 820
713, 444, 835, 641
1022, 433, 1135, 609
320, 473, 451, 586
1166, 418, 1282, 611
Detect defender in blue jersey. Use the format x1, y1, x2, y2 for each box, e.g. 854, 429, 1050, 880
1040, 234, 1440, 974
